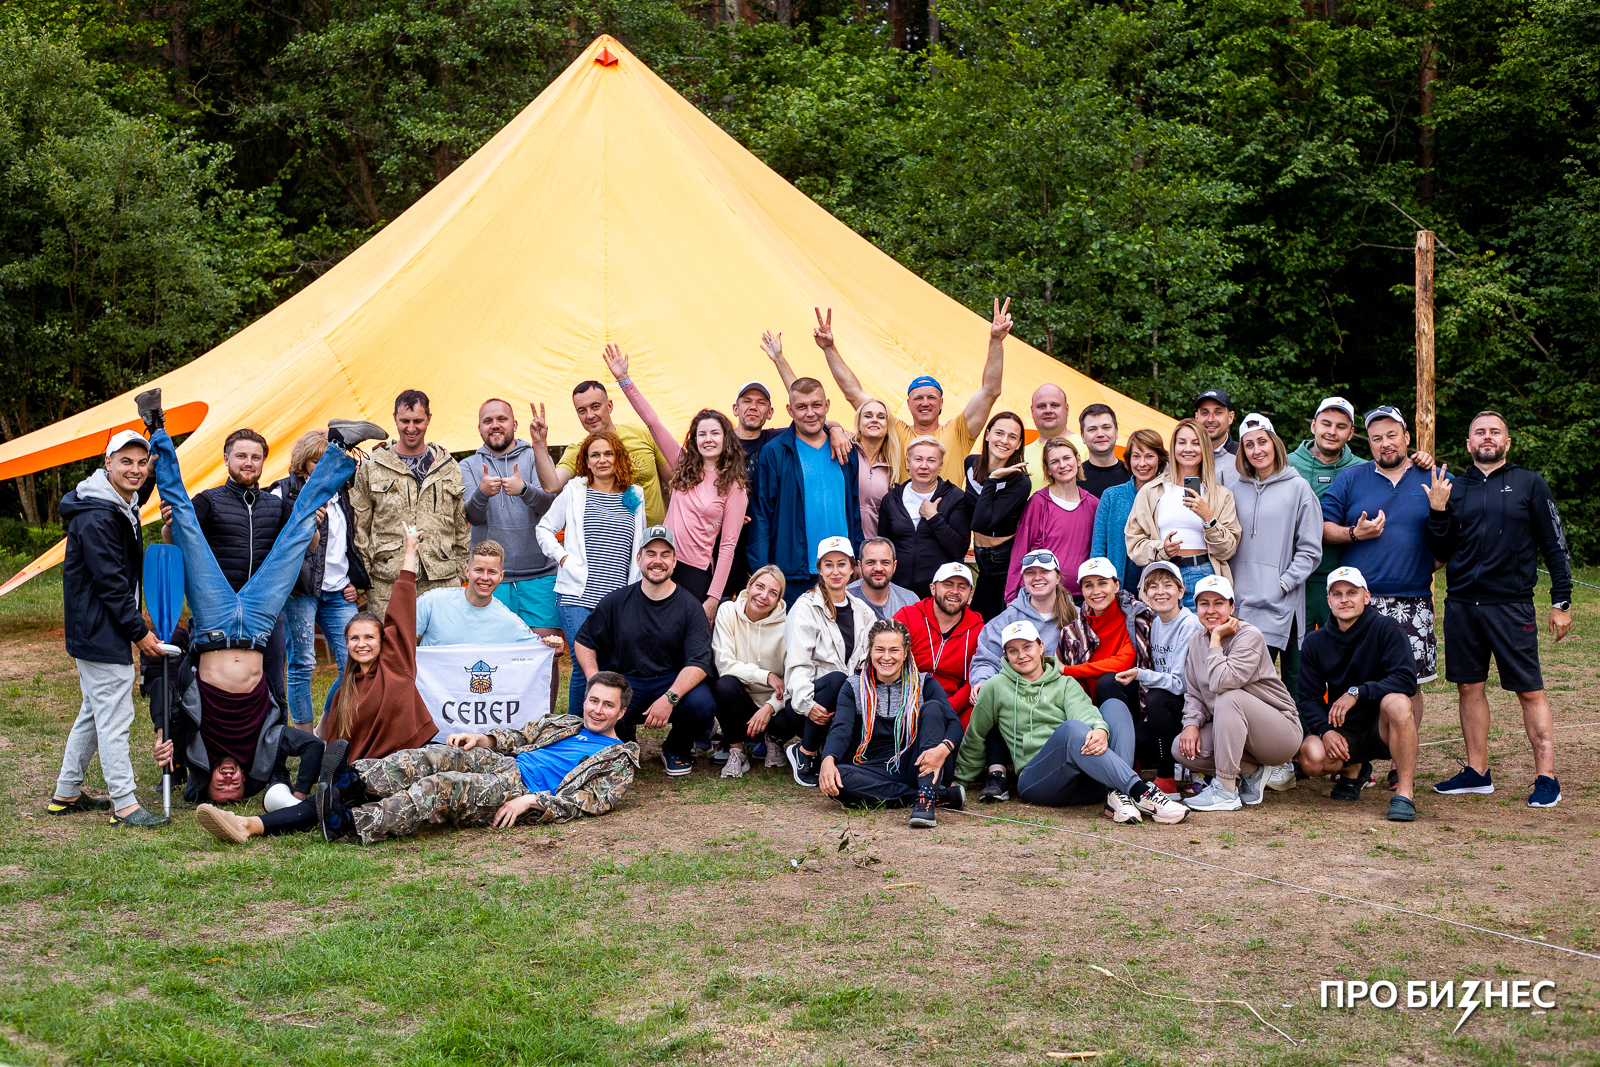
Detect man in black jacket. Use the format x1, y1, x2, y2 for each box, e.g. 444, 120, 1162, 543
1294, 567, 1420, 822
1425, 411, 1574, 808
47, 431, 169, 826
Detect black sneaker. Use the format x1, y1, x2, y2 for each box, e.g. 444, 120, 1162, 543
939, 783, 965, 811
319, 739, 350, 794
1434, 760, 1495, 795
908, 788, 938, 828
1330, 772, 1364, 802
135, 388, 164, 432
46, 792, 112, 815
711, 744, 730, 765
979, 769, 1009, 803
786, 742, 819, 788
316, 781, 350, 842
110, 806, 170, 827
326, 419, 388, 449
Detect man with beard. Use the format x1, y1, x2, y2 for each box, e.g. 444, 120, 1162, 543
1287, 397, 1365, 634
895, 562, 985, 727
1319, 407, 1442, 748
460, 399, 560, 636
574, 527, 716, 777
848, 538, 920, 621
1426, 411, 1573, 808
1194, 389, 1238, 457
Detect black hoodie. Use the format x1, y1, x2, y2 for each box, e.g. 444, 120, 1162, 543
1425, 461, 1572, 605
1296, 608, 1417, 736
59, 469, 149, 663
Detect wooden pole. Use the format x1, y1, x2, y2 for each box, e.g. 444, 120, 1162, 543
1415, 230, 1436, 455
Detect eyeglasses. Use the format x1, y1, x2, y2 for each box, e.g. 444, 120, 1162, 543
1019, 550, 1059, 568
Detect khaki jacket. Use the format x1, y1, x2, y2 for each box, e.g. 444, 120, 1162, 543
350, 443, 471, 584
1124, 478, 1241, 581
487, 714, 639, 822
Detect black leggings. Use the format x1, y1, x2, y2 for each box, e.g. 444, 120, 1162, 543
259, 797, 318, 836
1094, 672, 1139, 713
721, 671, 847, 754
1137, 688, 1183, 777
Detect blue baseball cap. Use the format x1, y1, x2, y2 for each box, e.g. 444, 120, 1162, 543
907, 375, 943, 395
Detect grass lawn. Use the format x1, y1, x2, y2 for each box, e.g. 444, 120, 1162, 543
1, 560, 1598, 1065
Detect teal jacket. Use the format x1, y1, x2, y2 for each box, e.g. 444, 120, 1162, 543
956, 657, 1103, 782
1287, 441, 1363, 576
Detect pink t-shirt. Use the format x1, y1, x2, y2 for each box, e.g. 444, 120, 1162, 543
664, 469, 747, 599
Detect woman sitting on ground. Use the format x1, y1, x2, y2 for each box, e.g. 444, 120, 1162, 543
711, 565, 789, 779
1126, 419, 1241, 609
1175, 574, 1302, 812
781, 537, 876, 789
818, 620, 966, 829
1057, 557, 1155, 716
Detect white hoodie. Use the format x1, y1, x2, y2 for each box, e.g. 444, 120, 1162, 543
712, 592, 789, 712
783, 585, 875, 717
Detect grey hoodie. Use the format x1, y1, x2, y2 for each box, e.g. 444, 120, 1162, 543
1136, 608, 1205, 695
1221, 463, 1323, 649
460, 440, 558, 582
969, 587, 1067, 693
77, 467, 141, 529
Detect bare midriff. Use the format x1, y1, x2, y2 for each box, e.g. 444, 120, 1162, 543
198, 649, 265, 694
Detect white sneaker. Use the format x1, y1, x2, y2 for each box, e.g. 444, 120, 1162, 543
1103, 790, 1143, 824
1238, 764, 1270, 806
721, 747, 751, 779
1265, 762, 1298, 792
1135, 787, 1190, 824
1185, 782, 1242, 811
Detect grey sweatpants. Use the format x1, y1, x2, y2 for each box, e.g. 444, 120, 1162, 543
1173, 690, 1301, 784
55, 659, 139, 810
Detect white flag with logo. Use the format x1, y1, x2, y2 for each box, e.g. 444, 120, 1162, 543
414, 642, 557, 737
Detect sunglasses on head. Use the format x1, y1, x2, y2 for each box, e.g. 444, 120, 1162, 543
1020, 550, 1058, 568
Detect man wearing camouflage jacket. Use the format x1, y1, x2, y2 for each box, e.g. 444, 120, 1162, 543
318, 672, 638, 844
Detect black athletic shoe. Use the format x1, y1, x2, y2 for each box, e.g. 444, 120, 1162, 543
326, 419, 388, 449
786, 742, 820, 788
319, 739, 350, 792
316, 781, 353, 842
46, 792, 112, 815
1330, 773, 1364, 802
135, 388, 164, 433
939, 783, 966, 811
908, 788, 938, 828
979, 769, 1010, 803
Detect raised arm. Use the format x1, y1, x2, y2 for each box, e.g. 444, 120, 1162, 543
760, 330, 799, 394
811, 307, 870, 410
604, 344, 682, 465
963, 297, 1011, 437
526, 402, 574, 493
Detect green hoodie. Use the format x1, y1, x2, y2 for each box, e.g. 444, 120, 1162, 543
1287, 440, 1363, 577
956, 657, 1104, 783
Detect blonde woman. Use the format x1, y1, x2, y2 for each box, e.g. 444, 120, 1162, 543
711, 565, 789, 778
1125, 419, 1241, 609
853, 399, 902, 539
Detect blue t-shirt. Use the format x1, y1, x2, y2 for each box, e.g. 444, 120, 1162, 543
515, 728, 618, 793
1320, 462, 1446, 597
796, 436, 849, 574
415, 587, 536, 646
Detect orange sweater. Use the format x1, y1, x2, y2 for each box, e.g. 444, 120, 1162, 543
1060, 602, 1135, 697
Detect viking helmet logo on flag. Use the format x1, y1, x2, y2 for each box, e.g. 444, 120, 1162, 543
465, 660, 498, 694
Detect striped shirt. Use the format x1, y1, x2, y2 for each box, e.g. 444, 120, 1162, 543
570, 489, 635, 609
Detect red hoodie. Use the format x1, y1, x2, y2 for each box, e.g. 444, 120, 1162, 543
1059, 600, 1135, 697
895, 598, 985, 727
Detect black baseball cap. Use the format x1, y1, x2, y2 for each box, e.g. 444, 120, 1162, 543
1194, 389, 1234, 412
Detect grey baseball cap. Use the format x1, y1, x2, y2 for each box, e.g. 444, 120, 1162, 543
641, 525, 677, 551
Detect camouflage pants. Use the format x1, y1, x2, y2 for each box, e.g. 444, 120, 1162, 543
349, 745, 526, 843
365, 575, 460, 620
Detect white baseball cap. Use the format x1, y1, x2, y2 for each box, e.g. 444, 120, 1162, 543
1017, 548, 1060, 573
1239, 412, 1275, 436
1193, 573, 1234, 601
1314, 396, 1356, 422
105, 429, 149, 457
1139, 560, 1184, 592
1077, 557, 1118, 582
1000, 619, 1041, 645
815, 535, 855, 562
932, 562, 974, 586
1326, 565, 1368, 591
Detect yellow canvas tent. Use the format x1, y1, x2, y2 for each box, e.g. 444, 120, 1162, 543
0, 35, 1173, 595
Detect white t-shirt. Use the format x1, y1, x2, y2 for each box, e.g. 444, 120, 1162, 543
1156, 485, 1207, 552
1047, 489, 1084, 513
902, 483, 936, 528
322, 501, 350, 592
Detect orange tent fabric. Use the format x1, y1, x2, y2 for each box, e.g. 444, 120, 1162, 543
0, 35, 1172, 596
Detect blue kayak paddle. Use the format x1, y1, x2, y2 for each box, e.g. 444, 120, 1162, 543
143, 543, 185, 819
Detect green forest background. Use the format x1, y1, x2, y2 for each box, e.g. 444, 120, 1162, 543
1, 0, 1596, 558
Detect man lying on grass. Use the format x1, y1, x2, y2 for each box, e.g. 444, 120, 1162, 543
195, 673, 639, 845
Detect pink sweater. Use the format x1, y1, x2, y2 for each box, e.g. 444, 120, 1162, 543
621, 379, 748, 599
1004, 487, 1099, 600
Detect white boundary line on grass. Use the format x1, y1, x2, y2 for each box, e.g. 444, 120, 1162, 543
946, 808, 1600, 963
1418, 720, 1600, 748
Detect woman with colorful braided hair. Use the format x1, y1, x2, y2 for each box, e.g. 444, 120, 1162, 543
816, 619, 967, 828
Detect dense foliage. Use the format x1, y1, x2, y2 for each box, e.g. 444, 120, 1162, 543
1, 0, 1596, 557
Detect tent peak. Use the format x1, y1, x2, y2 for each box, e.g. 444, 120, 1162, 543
595, 47, 618, 67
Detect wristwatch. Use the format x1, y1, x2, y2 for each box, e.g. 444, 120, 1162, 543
1553, 601, 1572, 612
1204, 517, 1219, 530
1346, 686, 1361, 699
665, 690, 681, 706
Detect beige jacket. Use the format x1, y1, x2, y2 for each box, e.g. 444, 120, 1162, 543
1125, 478, 1242, 580
783, 585, 874, 717
350, 443, 471, 584
1180, 620, 1296, 729
712, 592, 788, 713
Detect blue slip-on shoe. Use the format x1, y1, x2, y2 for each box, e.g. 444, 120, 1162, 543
1433, 761, 1495, 795
1527, 775, 1562, 808
662, 751, 693, 777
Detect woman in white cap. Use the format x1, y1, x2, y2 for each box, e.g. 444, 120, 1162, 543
780, 537, 876, 788
1115, 561, 1203, 797
1125, 419, 1241, 610
1175, 574, 1302, 811
876, 435, 973, 595
1058, 557, 1155, 716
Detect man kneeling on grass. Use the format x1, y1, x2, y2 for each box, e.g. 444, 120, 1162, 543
197, 673, 638, 844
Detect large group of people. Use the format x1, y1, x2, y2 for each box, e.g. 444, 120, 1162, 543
45, 305, 1578, 846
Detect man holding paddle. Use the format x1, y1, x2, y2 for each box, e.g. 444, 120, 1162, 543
48, 430, 168, 826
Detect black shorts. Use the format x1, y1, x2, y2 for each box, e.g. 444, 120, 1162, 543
1329, 715, 1391, 763
1442, 600, 1544, 692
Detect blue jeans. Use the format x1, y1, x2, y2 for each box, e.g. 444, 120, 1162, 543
285, 589, 358, 725
151, 428, 356, 647
559, 603, 593, 715
1015, 698, 1141, 806
1179, 562, 1215, 611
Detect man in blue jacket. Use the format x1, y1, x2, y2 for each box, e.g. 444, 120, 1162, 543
747, 377, 863, 607
48, 430, 169, 826
1425, 411, 1574, 808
